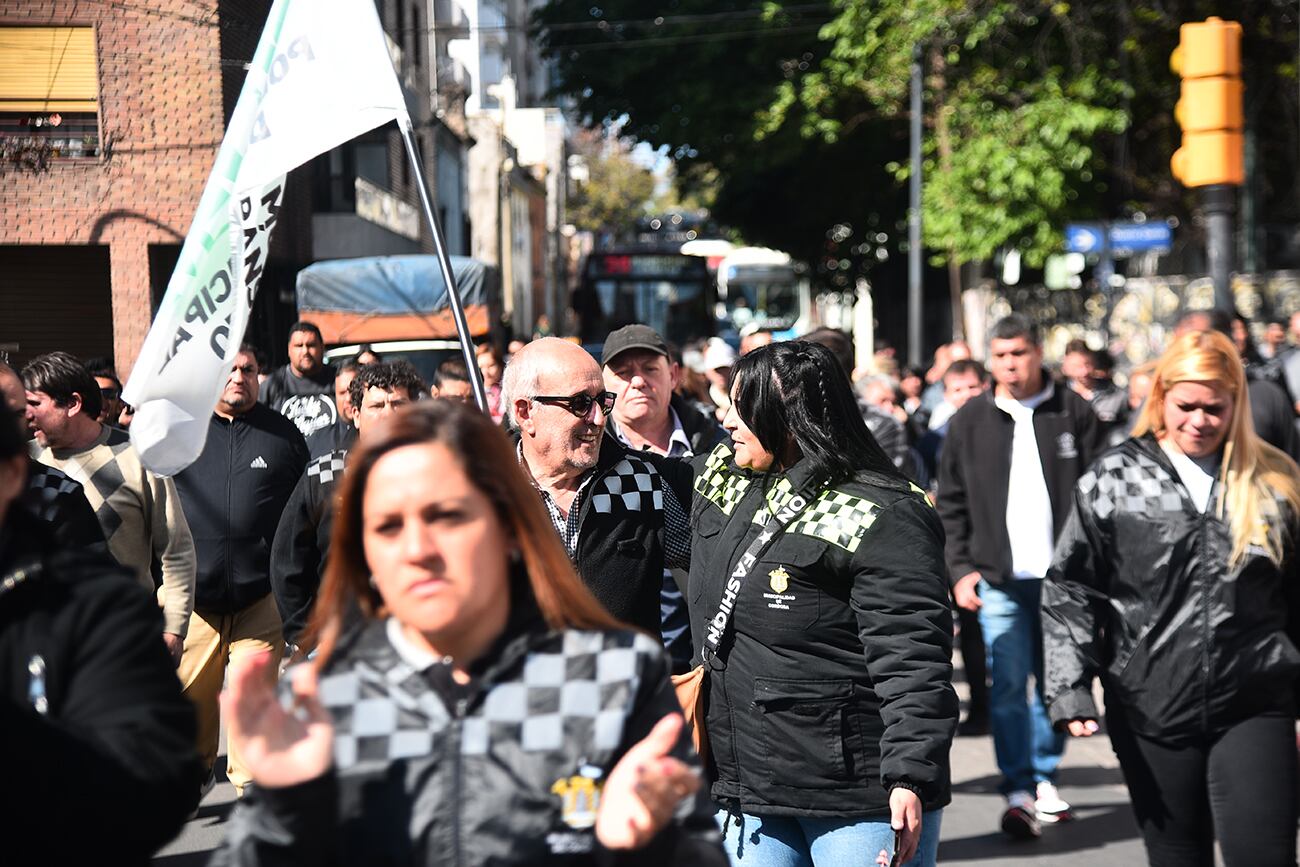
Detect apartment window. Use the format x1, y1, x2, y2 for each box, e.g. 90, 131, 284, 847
0, 27, 100, 165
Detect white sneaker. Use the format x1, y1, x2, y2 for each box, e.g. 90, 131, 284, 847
1001, 791, 1042, 839
1034, 781, 1071, 823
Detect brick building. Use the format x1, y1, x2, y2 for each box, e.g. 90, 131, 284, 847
0, 1, 317, 376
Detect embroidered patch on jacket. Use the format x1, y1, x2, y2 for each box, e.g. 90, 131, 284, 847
551, 765, 604, 830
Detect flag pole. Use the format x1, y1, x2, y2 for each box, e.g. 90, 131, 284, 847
397, 119, 490, 413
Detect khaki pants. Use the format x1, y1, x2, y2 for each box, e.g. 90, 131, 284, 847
178, 593, 283, 794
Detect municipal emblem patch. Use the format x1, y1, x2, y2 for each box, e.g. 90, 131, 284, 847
769, 566, 790, 594
551, 767, 604, 830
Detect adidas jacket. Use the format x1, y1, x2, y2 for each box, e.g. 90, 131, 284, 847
687, 444, 958, 817
214, 592, 728, 866
271, 447, 348, 645
174, 404, 308, 615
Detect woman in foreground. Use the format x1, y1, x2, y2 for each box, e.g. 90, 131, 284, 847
214, 400, 726, 865
1044, 329, 1300, 866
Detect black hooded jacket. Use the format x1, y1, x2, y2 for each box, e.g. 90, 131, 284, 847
0, 507, 199, 864
1043, 435, 1300, 742
686, 443, 958, 817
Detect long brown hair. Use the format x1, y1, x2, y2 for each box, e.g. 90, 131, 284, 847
306, 400, 623, 666
1132, 329, 1300, 566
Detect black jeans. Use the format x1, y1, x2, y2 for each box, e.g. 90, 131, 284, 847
1107, 706, 1298, 867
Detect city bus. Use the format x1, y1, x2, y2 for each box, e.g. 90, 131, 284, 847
715, 246, 809, 340
572, 247, 717, 348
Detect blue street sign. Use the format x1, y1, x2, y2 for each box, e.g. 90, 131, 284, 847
1065, 224, 1105, 254
1108, 221, 1173, 253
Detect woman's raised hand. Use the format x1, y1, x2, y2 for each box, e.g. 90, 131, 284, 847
596, 713, 701, 850
223, 652, 335, 789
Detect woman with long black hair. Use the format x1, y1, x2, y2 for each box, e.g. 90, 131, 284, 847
686, 340, 958, 866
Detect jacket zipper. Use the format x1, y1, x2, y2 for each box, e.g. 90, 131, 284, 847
225, 420, 234, 609
1199, 509, 1212, 734
449, 695, 468, 866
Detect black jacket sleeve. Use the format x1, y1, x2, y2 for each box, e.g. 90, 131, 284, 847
1042, 480, 1112, 726
849, 496, 958, 809
213, 770, 340, 867
597, 645, 727, 866
2, 559, 200, 860
935, 418, 976, 584
271, 470, 323, 646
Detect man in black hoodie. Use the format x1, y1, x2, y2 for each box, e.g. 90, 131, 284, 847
174, 344, 307, 799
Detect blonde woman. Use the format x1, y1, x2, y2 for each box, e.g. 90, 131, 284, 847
1043, 329, 1300, 867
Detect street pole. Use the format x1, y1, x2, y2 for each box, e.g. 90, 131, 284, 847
1096, 223, 1115, 346
1203, 183, 1236, 313
907, 42, 923, 368
398, 120, 490, 413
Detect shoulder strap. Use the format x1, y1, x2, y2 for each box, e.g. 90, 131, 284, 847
700, 483, 820, 669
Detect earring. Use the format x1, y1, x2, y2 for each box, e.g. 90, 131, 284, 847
509, 549, 522, 564
368, 575, 378, 588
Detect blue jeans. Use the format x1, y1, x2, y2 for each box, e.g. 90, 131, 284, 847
978, 578, 1064, 795
716, 809, 944, 867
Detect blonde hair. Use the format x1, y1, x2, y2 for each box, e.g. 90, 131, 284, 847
1132, 330, 1300, 566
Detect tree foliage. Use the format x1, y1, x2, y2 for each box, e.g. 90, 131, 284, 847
566, 128, 658, 238
535, 1, 1300, 278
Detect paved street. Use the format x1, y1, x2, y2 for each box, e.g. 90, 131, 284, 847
153, 651, 1156, 865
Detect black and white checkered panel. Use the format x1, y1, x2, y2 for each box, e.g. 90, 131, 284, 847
787, 490, 881, 554
460, 630, 658, 758
315, 658, 450, 771
1079, 451, 1185, 521
24, 462, 85, 523
590, 458, 663, 515
695, 444, 751, 516
307, 450, 348, 486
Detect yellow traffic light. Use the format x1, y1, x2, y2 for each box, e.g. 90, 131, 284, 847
1170, 17, 1244, 187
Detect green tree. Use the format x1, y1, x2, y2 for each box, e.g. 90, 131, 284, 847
567, 128, 658, 238
537, 1, 1300, 330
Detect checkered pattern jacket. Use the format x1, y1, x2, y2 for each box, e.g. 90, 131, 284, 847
216, 611, 727, 866
21, 457, 106, 551
563, 437, 694, 635
687, 443, 958, 817
270, 447, 348, 645
1043, 434, 1300, 741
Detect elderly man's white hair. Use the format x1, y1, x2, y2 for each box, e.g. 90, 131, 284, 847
500, 337, 596, 428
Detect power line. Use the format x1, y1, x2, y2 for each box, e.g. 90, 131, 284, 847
549, 22, 827, 52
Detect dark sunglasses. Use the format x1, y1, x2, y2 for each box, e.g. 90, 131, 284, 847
100, 387, 120, 399
533, 391, 615, 418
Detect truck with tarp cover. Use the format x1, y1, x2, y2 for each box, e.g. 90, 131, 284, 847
295, 254, 501, 384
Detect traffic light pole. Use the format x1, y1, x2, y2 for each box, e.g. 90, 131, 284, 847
1203, 183, 1236, 313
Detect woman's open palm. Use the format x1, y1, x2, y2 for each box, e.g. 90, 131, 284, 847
223, 653, 334, 789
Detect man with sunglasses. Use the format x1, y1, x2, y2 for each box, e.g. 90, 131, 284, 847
84, 358, 125, 428
503, 337, 694, 634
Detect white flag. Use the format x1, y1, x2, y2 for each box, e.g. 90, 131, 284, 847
123, 0, 410, 476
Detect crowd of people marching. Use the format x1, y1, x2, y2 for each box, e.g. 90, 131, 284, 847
2, 308, 1299, 866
